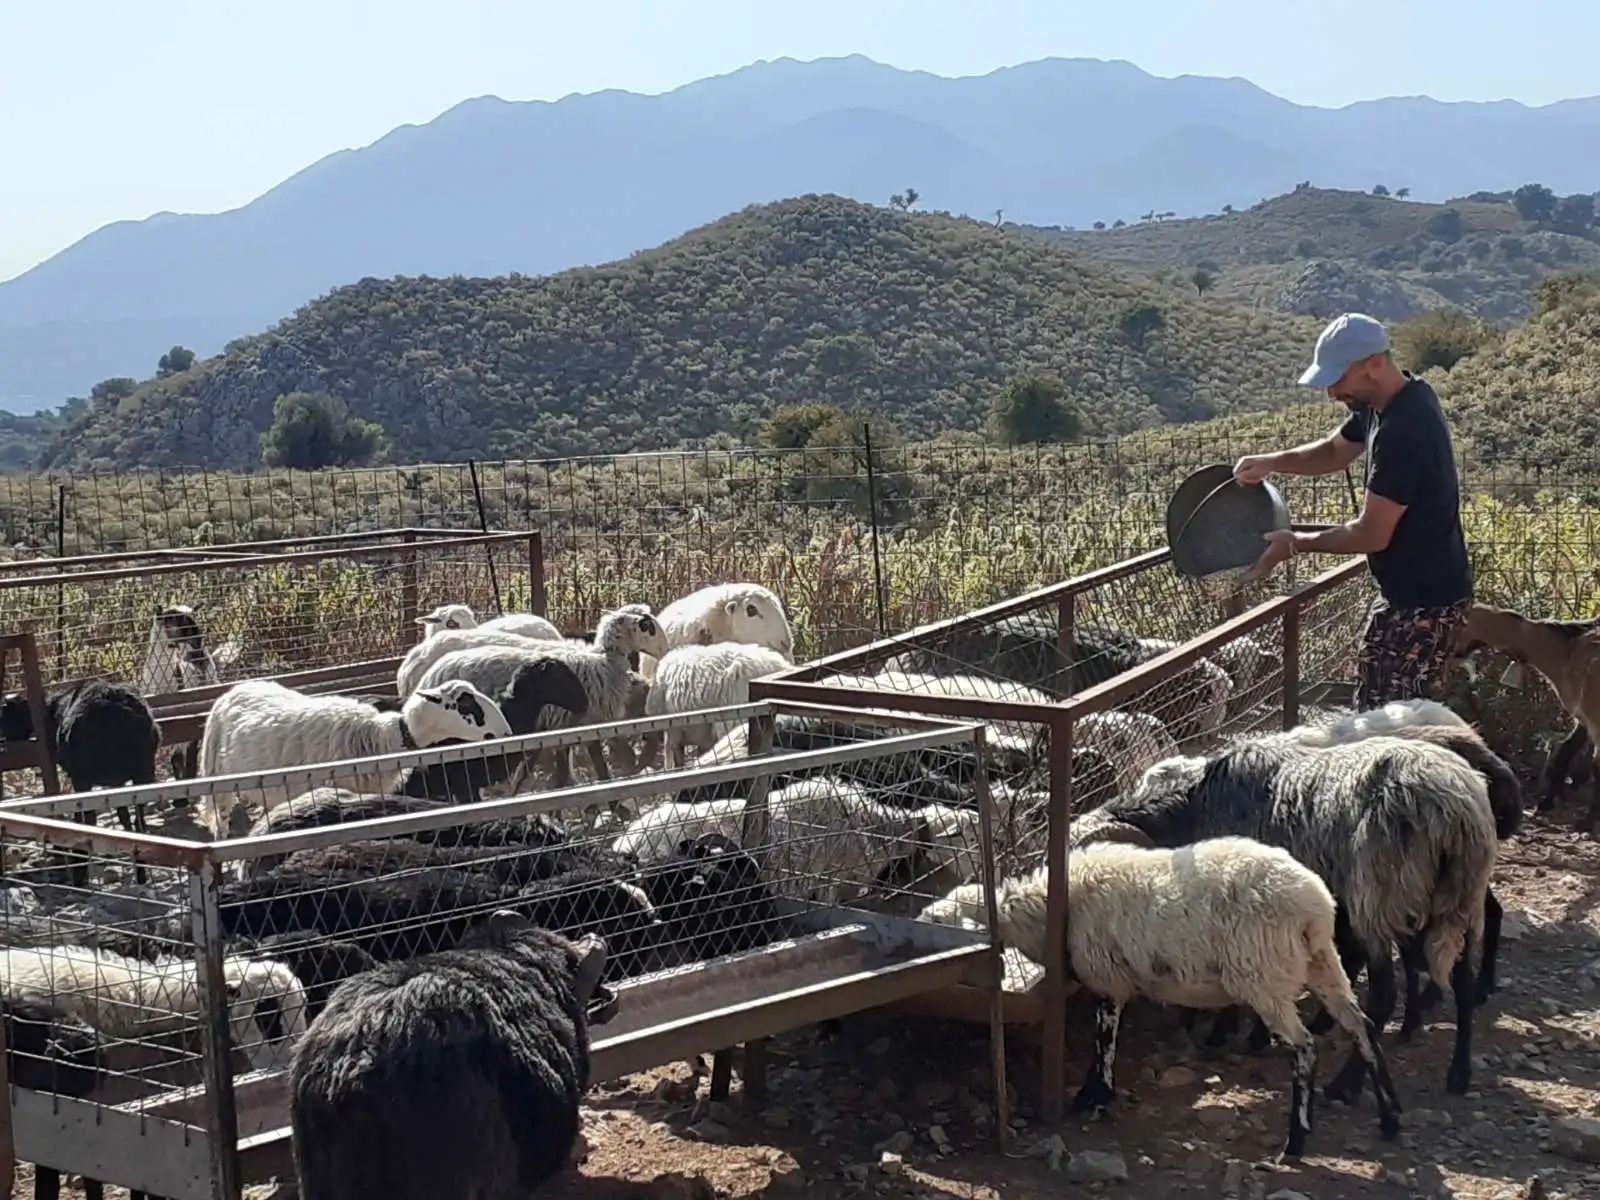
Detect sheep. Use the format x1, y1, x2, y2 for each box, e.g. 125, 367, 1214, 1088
137, 603, 239, 782
231, 932, 378, 1021
1136, 633, 1281, 726
1074, 710, 1181, 795
641, 641, 793, 767
643, 582, 794, 679
920, 838, 1401, 1160
415, 606, 668, 789
394, 657, 591, 805
289, 913, 616, 1200
196, 678, 513, 835
1071, 734, 1498, 1100
0, 678, 160, 838
505, 864, 666, 980
1446, 602, 1600, 832
396, 626, 566, 698
416, 602, 564, 643
636, 833, 791, 964
2, 996, 106, 1096
1, 943, 309, 1071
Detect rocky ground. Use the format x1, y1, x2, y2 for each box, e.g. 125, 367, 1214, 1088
12, 805, 1600, 1200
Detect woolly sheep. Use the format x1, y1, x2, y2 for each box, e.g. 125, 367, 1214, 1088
1072, 734, 1498, 1100
289, 914, 616, 1200
642, 641, 793, 766
416, 602, 564, 643
397, 627, 564, 697
642, 582, 793, 680
1074, 711, 1181, 795
416, 606, 668, 788
232, 932, 378, 1021
1, 943, 309, 1071
0, 678, 160, 838
636, 833, 791, 964
2, 996, 106, 1096
196, 678, 511, 834
922, 838, 1401, 1159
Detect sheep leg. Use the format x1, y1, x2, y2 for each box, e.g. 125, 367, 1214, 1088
550, 746, 575, 789
1300, 948, 1403, 1144
1584, 749, 1600, 834
1323, 952, 1398, 1106
584, 738, 612, 781
1198, 1004, 1240, 1049
1069, 997, 1122, 1119
1399, 937, 1435, 1041
1445, 949, 1477, 1094
1477, 888, 1503, 1002
1244, 994, 1318, 1160
1540, 721, 1588, 811
35, 1167, 60, 1200
1307, 907, 1369, 1037
83, 1182, 103, 1200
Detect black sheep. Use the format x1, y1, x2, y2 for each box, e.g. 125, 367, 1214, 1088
510, 859, 667, 980
234, 931, 379, 1021
2, 996, 105, 1096
396, 658, 590, 804
289, 913, 617, 1200
635, 833, 790, 964
0, 679, 160, 835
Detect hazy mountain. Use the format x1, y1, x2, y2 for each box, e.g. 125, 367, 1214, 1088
4, 53, 1599, 409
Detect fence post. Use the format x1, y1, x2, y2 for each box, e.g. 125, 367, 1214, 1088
189, 859, 241, 1200
54, 483, 67, 678
467, 459, 504, 615
400, 530, 419, 646
1041, 709, 1074, 1125
862, 423, 888, 637
1281, 602, 1302, 731
528, 532, 548, 618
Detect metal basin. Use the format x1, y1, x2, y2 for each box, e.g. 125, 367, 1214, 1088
1168, 464, 1292, 578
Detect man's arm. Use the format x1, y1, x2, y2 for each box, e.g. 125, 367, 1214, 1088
1294, 490, 1406, 555
1235, 428, 1364, 483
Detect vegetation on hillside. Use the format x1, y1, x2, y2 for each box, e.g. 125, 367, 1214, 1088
1019, 184, 1600, 323
35, 195, 1320, 472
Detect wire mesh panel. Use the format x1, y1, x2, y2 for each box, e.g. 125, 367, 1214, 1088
0, 700, 1004, 1198
0, 529, 538, 690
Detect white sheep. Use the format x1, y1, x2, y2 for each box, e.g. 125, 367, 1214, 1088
920, 837, 1402, 1160
415, 606, 668, 788
397, 627, 562, 698
642, 583, 793, 680
2, 943, 310, 1071
416, 603, 564, 643
642, 642, 793, 767
196, 679, 512, 835
1074, 711, 1182, 794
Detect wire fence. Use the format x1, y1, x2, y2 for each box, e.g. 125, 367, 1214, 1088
0, 425, 1596, 659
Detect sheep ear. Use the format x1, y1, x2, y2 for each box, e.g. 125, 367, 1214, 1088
413, 688, 444, 705
487, 909, 532, 936
724, 600, 739, 615
1092, 822, 1155, 849
413, 617, 432, 627
571, 933, 608, 1002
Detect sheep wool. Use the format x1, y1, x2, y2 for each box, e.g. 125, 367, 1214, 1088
397, 626, 565, 697
416, 602, 564, 643
197, 679, 512, 834
643, 582, 793, 679
1074, 710, 1181, 795
643, 641, 792, 762
289, 916, 614, 1200
2, 943, 308, 1071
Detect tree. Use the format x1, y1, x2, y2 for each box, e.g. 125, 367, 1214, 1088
1513, 182, 1558, 225
888, 188, 921, 212
1554, 192, 1596, 235
1190, 268, 1216, 296
1426, 207, 1464, 243
259, 391, 386, 469
156, 345, 196, 377
1221, 204, 1234, 214
1395, 187, 1411, 199
1118, 303, 1166, 349
1112, 218, 1127, 228
987, 374, 1083, 445
1372, 184, 1390, 197
1092, 220, 1106, 231
1392, 309, 1495, 373
90, 377, 138, 410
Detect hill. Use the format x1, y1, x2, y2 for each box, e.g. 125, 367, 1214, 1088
5, 54, 1600, 409
1021, 186, 1600, 323
36, 196, 1320, 471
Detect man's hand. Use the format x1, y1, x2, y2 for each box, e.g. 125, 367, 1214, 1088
1233, 454, 1278, 485
1245, 529, 1297, 581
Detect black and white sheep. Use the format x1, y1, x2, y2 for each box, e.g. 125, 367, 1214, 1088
1, 942, 309, 1071
416, 602, 564, 643
136, 602, 239, 780
229, 931, 378, 1021
415, 606, 668, 788
641, 641, 794, 767
920, 837, 1402, 1160
289, 913, 617, 1200
196, 678, 513, 834
0, 679, 160, 836
1072, 733, 1499, 1100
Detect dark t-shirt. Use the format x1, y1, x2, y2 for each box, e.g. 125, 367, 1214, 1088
1338, 374, 1473, 608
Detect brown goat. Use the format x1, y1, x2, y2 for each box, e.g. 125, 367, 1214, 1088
1449, 604, 1600, 833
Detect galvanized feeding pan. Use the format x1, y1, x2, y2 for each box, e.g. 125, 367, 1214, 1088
1167, 463, 1292, 580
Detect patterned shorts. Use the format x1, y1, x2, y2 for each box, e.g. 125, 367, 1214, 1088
1355, 597, 1473, 710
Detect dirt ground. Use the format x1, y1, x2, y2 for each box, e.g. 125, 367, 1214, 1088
12, 809, 1600, 1200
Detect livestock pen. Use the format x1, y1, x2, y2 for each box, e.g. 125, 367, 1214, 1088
750, 543, 1375, 1123
0, 699, 1007, 1199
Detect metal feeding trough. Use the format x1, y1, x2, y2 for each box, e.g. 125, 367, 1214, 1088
1168, 463, 1292, 579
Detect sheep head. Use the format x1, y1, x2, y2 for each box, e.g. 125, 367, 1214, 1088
404, 680, 514, 745
417, 603, 477, 634
598, 608, 670, 661
721, 591, 794, 659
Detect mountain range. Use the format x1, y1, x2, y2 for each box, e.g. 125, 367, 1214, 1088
5, 53, 1600, 411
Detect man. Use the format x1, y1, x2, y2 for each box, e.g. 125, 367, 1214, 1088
1235, 312, 1473, 708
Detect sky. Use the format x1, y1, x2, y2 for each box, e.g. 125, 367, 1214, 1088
3, 0, 1596, 282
